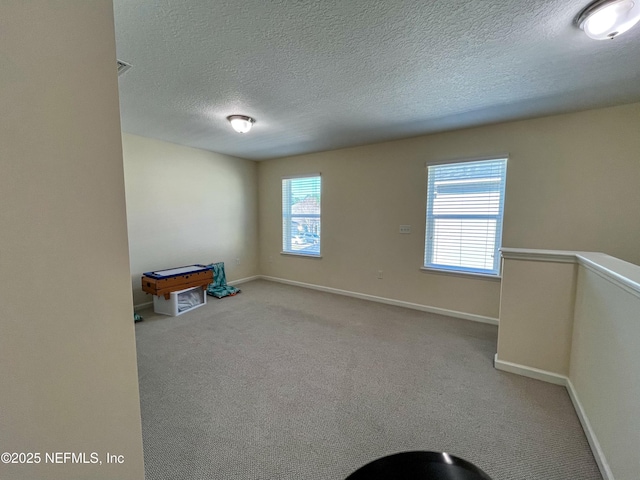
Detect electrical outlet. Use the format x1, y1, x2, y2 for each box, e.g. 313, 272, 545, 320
235, 258, 240, 266
399, 225, 411, 234
377, 270, 383, 279
269, 255, 273, 263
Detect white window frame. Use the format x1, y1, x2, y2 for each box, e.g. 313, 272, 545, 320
423, 157, 507, 277
282, 174, 322, 257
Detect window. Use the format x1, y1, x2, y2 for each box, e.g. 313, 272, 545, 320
424, 158, 507, 276
282, 175, 321, 256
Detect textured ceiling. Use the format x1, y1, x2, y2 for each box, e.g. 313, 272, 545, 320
113, 0, 640, 160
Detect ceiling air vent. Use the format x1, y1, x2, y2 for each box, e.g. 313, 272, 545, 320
117, 59, 132, 77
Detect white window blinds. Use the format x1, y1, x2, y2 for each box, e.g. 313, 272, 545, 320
282, 175, 321, 256
424, 158, 507, 275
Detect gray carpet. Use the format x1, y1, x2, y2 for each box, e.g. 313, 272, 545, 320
135, 280, 601, 480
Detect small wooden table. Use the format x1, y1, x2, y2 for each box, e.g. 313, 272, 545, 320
141, 265, 213, 300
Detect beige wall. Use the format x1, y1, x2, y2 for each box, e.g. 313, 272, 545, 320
122, 133, 259, 306
497, 257, 577, 375
571, 263, 640, 480
0, 2, 144, 480
258, 102, 640, 317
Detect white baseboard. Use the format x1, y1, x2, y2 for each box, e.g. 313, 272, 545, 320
493, 354, 567, 385
134, 301, 153, 311
494, 355, 613, 480
260, 275, 499, 326
133, 275, 499, 327
566, 379, 614, 480
228, 275, 260, 286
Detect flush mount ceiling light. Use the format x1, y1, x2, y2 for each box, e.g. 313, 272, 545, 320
227, 115, 255, 133
577, 0, 640, 39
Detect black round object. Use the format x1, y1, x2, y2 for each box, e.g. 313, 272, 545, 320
345, 451, 493, 480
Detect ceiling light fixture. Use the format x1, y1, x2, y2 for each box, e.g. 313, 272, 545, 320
577, 0, 640, 39
227, 115, 255, 133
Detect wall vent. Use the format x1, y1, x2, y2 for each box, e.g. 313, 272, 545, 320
117, 59, 132, 76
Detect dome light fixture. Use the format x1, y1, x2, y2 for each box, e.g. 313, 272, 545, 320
227, 115, 255, 133
577, 0, 640, 39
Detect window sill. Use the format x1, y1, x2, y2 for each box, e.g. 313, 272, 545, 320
420, 266, 501, 281
280, 252, 322, 259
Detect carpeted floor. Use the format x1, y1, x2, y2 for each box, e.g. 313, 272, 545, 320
135, 280, 601, 480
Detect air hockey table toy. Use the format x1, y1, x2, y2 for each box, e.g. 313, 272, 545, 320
141, 264, 213, 299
